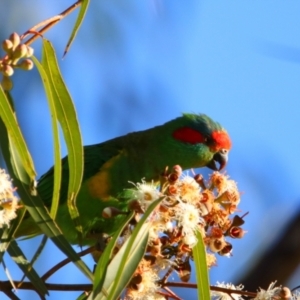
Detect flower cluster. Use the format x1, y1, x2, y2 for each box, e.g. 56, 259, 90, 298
103, 165, 247, 299
211, 282, 244, 300
1, 32, 34, 90
211, 281, 299, 300
0, 168, 19, 228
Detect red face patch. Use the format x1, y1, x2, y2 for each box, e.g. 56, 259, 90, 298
211, 131, 232, 151
172, 127, 206, 144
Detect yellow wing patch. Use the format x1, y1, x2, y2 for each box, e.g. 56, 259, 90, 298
87, 150, 125, 200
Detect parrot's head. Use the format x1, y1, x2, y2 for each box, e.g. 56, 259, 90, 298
171, 113, 232, 171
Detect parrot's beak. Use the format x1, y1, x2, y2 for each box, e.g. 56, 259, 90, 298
206, 149, 229, 171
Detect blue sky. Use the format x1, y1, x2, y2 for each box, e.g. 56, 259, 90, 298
1, 1, 300, 299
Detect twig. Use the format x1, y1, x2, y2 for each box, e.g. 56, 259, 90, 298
0, 277, 259, 298
41, 246, 95, 281
160, 287, 182, 300
0, 280, 93, 292
3, 289, 20, 300
165, 282, 257, 298
21, 0, 82, 46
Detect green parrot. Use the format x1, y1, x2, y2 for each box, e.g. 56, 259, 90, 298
16, 113, 231, 245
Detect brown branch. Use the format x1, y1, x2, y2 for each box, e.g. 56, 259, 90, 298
3, 289, 20, 300
21, 0, 82, 46
0, 277, 259, 298
0, 280, 92, 292
40, 246, 95, 281
165, 282, 257, 298
160, 287, 182, 300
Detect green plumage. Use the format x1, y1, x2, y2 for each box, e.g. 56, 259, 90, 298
16, 114, 231, 245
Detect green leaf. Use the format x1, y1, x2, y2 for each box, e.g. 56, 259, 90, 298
64, 0, 90, 57
40, 39, 84, 237
193, 230, 210, 300
93, 211, 135, 296
0, 87, 36, 180
0, 118, 93, 282
17, 177, 93, 282
7, 240, 48, 296
31, 53, 61, 219
19, 235, 48, 283
91, 198, 163, 300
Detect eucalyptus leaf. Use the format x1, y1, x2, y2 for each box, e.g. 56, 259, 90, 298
93, 211, 135, 296
193, 230, 211, 299
8, 240, 48, 296
0, 87, 36, 180
40, 40, 84, 237
92, 197, 163, 300
64, 0, 90, 56
0, 116, 93, 282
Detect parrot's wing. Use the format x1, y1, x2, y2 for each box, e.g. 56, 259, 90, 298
37, 142, 122, 207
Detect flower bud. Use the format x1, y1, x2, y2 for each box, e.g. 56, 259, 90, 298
2, 65, 14, 77
9, 32, 20, 49
172, 165, 182, 176
279, 287, 292, 299
194, 173, 206, 189
2, 39, 13, 53
18, 59, 34, 71
14, 44, 27, 59
25, 46, 34, 57
102, 207, 125, 218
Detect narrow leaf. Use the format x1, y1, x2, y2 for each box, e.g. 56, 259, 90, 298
93, 211, 135, 295
64, 0, 90, 57
0, 118, 93, 282
0, 87, 36, 180
8, 240, 48, 296
193, 230, 210, 300
41, 40, 84, 237
92, 198, 163, 300
31, 53, 61, 219
19, 235, 48, 283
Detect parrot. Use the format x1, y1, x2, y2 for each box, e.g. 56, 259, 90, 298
16, 113, 231, 245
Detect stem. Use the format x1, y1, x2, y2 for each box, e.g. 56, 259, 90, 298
0, 280, 93, 292
165, 282, 257, 297
0, 279, 259, 298
21, 0, 82, 46
40, 246, 95, 281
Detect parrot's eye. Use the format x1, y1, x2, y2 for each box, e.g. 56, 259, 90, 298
219, 149, 228, 155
